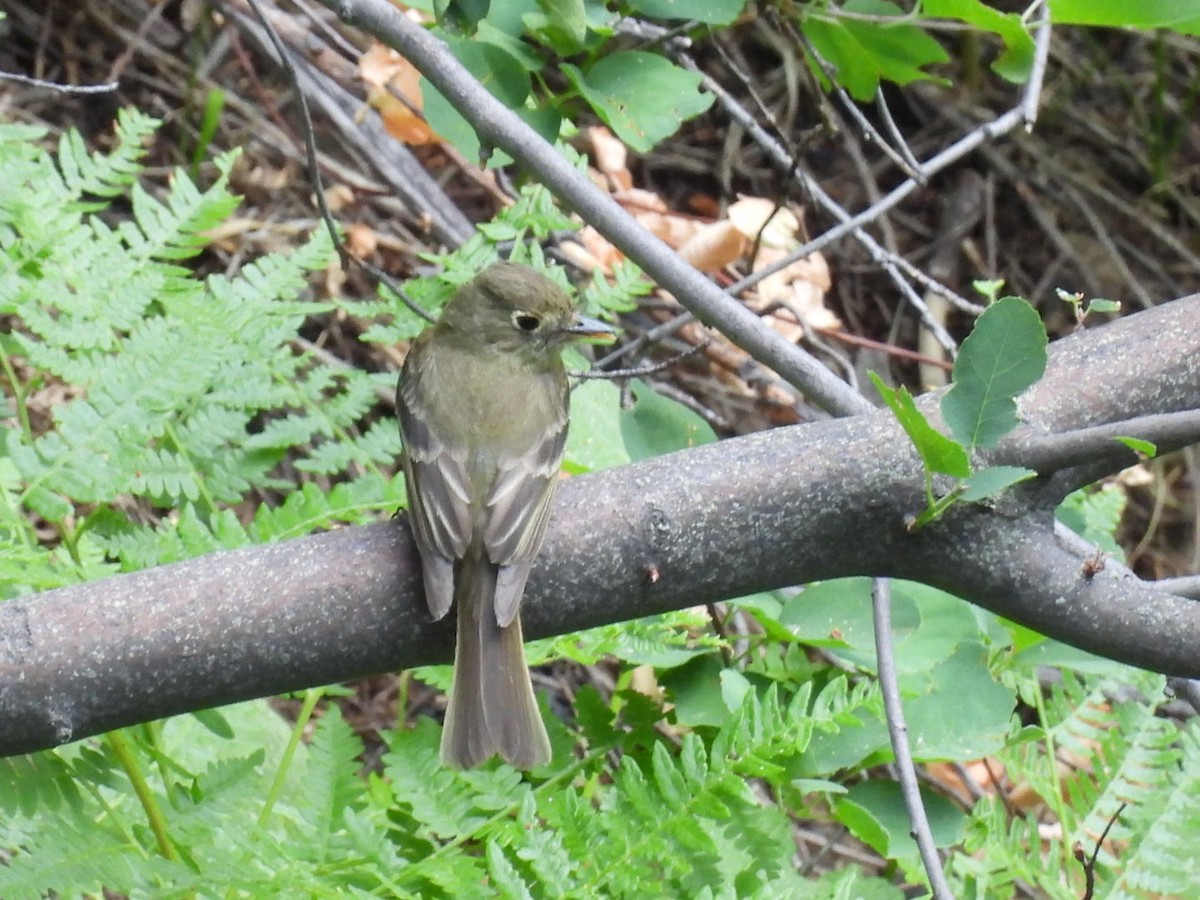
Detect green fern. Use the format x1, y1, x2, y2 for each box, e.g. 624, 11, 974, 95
370, 684, 901, 898
951, 669, 1200, 899
1108, 724, 1200, 897
0, 109, 417, 584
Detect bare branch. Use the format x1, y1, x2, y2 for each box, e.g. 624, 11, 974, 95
873, 578, 954, 900
2, 296, 1199, 756
0, 71, 119, 93
993, 410, 1200, 475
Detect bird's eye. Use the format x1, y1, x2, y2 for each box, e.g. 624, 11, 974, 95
512, 312, 541, 333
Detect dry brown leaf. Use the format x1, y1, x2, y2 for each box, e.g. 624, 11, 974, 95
677, 220, 746, 272
578, 226, 626, 272
751, 247, 838, 331
324, 183, 356, 213
358, 42, 437, 146
629, 664, 664, 701
1116, 464, 1153, 487
613, 187, 669, 214
628, 209, 702, 250
586, 125, 632, 190
323, 255, 347, 297
558, 236, 612, 273
577, 182, 703, 268
344, 223, 378, 260
728, 197, 800, 247
763, 308, 805, 344
925, 759, 1008, 805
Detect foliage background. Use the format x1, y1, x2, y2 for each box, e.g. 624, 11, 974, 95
1, 1, 1199, 897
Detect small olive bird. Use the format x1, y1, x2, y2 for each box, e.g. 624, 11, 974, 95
397, 262, 613, 768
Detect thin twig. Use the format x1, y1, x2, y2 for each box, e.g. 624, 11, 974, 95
874, 89, 923, 175
239, 0, 436, 322
573, 335, 714, 381
1073, 801, 1126, 900
1060, 182, 1155, 308
0, 71, 118, 93
1021, 1, 1053, 130
792, 24, 922, 180
872, 578, 955, 899
244, 0, 344, 264
676, 54, 965, 335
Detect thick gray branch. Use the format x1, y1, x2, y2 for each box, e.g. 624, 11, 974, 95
1, 297, 1198, 756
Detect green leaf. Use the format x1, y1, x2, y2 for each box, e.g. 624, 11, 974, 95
782, 578, 987, 675
900, 643, 1016, 760
835, 780, 965, 862
566, 377, 717, 471
1115, 435, 1157, 457
190, 709, 234, 740
533, 0, 588, 47
627, 0, 748, 25
1010, 637, 1132, 677
1056, 484, 1126, 555
972, 278, 1006, 303
1051, 0, 1200, 34
782, 581, 1015, 764
921, 0, 1035, 81
422, 39, 530, 164
514, 104, 563, 147
619, 379, 717, 461
802, 0, 950, 101
1086, 298, 1121, 314
958, 465, 1037, 502
434, 0, 492, 34
869, 372, 970, 478
564, 378, 629, 471
661, 656, 734, 727
562, 52, 714, 152
941, 296, 1048, 450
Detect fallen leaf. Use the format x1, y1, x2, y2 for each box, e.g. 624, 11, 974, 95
358, 42, 437, 146
677, 220, 745, 271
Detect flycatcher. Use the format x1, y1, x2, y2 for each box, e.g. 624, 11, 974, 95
397, 261, 613, 768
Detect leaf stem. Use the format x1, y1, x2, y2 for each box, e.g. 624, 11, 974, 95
258, 687, 324, 827
107, 728, 178, 860
0, 340, 32, 442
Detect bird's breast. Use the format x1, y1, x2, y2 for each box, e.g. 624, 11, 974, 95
421, 342, 568, 458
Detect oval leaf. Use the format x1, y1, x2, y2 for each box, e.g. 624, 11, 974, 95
941, 296, 1047, 450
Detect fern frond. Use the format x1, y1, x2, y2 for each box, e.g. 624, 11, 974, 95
286, 706, 367, 862
1094, 720, 1200, 898
57, 108, 155, 201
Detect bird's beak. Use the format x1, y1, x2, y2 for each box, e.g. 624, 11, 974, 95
566, 314, 617, 344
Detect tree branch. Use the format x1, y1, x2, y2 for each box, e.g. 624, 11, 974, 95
992, 410, 1200, 475
2, 297, 1199, 756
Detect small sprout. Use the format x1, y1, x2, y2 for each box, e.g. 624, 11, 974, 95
1058, 288, 1121, 328
973, 278, 1006, 303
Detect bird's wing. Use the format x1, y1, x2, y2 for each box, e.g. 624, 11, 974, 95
397, 341, 472, 620
483, 380, 569, 627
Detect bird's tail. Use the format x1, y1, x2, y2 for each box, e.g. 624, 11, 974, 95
440, 558, 551, 769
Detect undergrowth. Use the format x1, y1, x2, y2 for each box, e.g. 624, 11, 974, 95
0, 112, 1197, 899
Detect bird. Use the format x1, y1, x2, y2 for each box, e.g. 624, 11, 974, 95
397, 261, 613, 768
